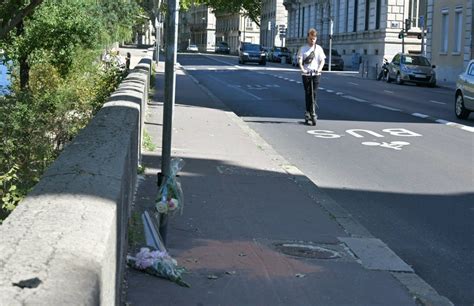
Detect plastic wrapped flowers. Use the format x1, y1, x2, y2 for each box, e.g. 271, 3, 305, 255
156, 158, 185, 215
127, 247, 190, 287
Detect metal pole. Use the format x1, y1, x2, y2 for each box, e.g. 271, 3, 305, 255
154, 17, 160, 64
421, 25, 425, 56
160, 0, 179, 245
329, 19, 333, 72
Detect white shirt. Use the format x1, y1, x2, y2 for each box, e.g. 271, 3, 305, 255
298, 44, 326, 75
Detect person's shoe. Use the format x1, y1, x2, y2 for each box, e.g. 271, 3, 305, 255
311, 117, 317, 126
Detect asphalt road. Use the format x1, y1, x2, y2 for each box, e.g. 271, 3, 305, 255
177, 53, 474, 306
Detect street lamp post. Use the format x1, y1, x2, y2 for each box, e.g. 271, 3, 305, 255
160, 0, 179, 245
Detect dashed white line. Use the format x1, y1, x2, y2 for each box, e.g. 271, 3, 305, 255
372, 104, 401, 112
384, 90, 394, 94
336, 92, 344, 95
435, 119, 451, 124
349, 82, 359, 86
342, 95, 368, 103
326, 89, 334, 93
429, 100, 446, 105
411, 113, 430, 118
319, 87, 325, 90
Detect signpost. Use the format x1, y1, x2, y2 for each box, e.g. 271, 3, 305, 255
419, 15, 426, 56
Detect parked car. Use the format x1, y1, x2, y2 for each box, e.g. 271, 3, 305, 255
454, 59, 474, 119
238, 43, 266, 65
186, 44, 199, 52
386, 53, 436, 87
268, 46, 291, 63
323, 48, 344, 71
215, 42, 230, 54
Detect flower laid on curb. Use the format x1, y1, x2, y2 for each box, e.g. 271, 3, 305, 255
127, 247, 190, 287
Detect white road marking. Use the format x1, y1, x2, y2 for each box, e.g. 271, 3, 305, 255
372, 104, 401, 112
319, 87, 325, 90
326, 89, 334, 93
342, 96, 368, 103
348, 82, 359, 86
461, 126, 474, 133
411, 113, 429, 118
429, 100, 446, 105
361, 141, 410, 151
384, 90, 394, 94
435, 119, 451, 124
336, 92, 344, 95
208, 75, 262, 101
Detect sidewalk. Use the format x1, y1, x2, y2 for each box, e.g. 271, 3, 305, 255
124, 47, 451, 306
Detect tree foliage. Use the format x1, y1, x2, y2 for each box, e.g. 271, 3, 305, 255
181, 0, 261, 26
0, 0, 145, 222
0, 0, 44, 39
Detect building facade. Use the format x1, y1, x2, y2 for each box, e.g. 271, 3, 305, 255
178, 4, 216, 52
427, 0, 473, 83
284, 0, 427, 70
260, 0, 288, 48
215, 12, 260, 54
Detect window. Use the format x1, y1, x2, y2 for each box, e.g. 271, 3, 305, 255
365, 0, 369, 31
454, 8, 463, 53
246, 18, 252, 29
441, 9, 449, 53
375, 0, 381, 29
353, 0, 358, 32
468, 63, 474, 76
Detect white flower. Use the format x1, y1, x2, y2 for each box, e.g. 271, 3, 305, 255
156, 200, 168, 213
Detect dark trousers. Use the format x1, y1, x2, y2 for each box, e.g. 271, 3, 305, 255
302, 74, 320, 119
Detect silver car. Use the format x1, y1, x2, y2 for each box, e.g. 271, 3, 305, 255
387, 53, 436, 87
455, 59, 474, 119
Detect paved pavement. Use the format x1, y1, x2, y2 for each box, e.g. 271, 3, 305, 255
122, 45, 452, 306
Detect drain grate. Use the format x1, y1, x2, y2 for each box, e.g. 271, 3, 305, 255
274, 243, 341, 259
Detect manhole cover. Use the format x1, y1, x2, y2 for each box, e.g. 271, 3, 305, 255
275, 243, 341, 259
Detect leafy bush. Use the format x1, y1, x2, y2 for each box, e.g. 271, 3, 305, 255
0, 54, 125, 223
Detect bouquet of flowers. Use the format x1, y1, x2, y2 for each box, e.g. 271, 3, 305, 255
155, 158, 185, 215
127, 247, 189, 287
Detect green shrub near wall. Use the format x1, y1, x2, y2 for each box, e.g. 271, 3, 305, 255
0, 55, 125, 223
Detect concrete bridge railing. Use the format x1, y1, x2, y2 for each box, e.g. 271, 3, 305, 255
0, 57, 151, 305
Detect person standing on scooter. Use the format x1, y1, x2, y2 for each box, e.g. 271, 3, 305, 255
298, 28, 326, 125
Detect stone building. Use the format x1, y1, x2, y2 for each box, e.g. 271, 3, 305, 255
178, 4, 216, 52
427, 0, 473, 83
215, 11, 260, 54
260, 0, 288, 48
283, 0, 427, 71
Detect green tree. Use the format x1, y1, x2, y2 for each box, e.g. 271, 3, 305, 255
181, 0, 262, 26
0, 0, 44, 40
0, 0, 145, 221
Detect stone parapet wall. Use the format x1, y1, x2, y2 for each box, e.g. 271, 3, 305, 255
0, 57, 151, 306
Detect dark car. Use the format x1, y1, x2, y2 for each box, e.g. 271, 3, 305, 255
386, 53, 436, 87
323, 48, 344, 71
238, 43, 266, 65
215, 42, 230, 54
454, 59, 474, 119
268, 46, 291, 63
